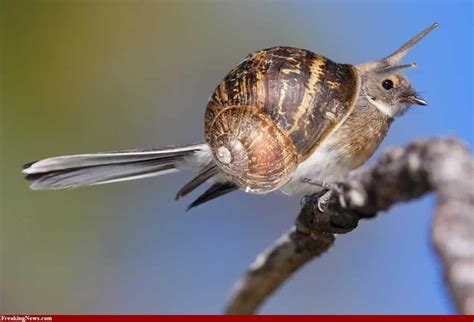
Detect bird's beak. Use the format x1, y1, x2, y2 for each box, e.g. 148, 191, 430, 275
403, 94, 428, 106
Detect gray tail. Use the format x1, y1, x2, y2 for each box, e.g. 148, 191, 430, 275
23, 143, 207, 190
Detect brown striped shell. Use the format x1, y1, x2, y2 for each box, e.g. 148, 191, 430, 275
207, 105, 298, 193
205, 46, 360, 193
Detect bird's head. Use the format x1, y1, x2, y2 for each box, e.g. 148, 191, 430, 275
357, 23, 438, 118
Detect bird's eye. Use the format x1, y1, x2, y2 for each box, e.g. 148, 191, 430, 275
382, 79, 394, 90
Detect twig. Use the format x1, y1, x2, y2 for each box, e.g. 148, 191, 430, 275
225, 137, 474, 314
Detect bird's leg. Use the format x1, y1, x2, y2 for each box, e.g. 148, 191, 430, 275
301, 178, 346, 212
301, 178, 331, 190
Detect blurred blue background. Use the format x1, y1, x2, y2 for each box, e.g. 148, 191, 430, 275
1, 0, 472, 314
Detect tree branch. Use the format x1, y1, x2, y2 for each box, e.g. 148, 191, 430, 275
225, 137, 474, 314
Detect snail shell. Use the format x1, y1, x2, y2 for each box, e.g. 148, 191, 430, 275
205, 46, 360, 193
207, 105, 297, 193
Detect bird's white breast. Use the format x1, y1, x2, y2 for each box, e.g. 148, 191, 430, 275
280, 136, 352, 196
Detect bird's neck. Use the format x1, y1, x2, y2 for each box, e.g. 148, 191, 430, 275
333, 97, 393, 168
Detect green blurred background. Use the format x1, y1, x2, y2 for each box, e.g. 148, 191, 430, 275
1, 0, 472, 314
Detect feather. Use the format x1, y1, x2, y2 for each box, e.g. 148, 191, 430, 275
175, 163, 219, 200
186, 182, 238, 210
23, 144, 206, 174
23, 144, 207, 190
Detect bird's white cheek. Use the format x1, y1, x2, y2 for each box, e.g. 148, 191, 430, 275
368, 97, 395, 118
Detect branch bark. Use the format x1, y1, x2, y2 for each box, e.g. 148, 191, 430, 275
225, 137, 474, 314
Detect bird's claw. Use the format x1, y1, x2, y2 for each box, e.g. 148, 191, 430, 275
316, 189, 333, 212
301, 178, 347, 213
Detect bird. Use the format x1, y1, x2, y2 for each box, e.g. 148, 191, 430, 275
22, 23, 437, 210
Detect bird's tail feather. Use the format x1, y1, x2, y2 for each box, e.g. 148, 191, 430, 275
23, 143, 208, 190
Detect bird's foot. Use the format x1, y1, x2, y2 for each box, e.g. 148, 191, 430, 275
301, 179, 346, 212
316, 189, 333, 212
